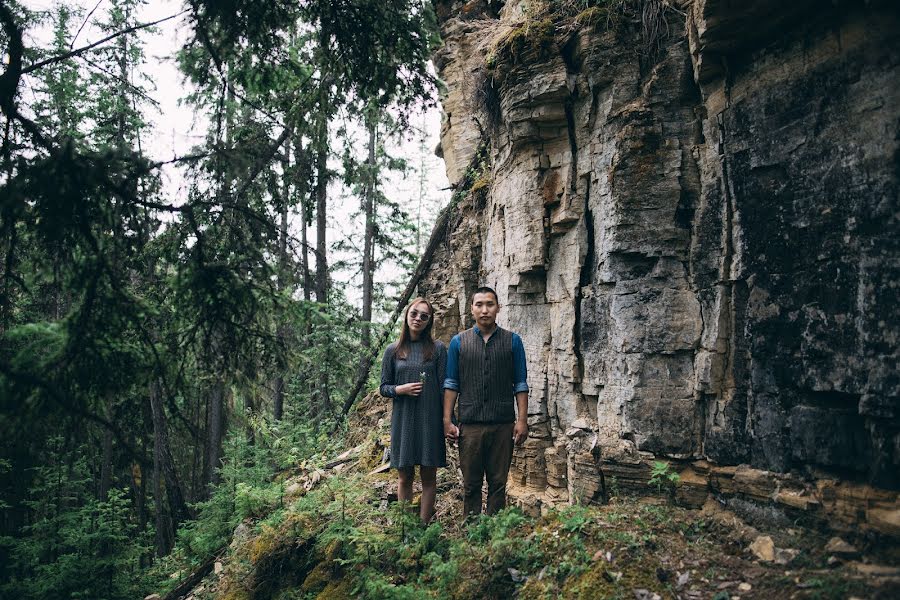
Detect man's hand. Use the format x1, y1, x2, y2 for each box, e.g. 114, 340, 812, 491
444, 419, 459, 442
513, 418, 528, 445
396, 382, 424, 396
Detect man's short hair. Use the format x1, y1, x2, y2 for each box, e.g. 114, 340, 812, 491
471, 286, 499, 304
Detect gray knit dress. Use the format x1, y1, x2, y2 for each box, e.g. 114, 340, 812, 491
380, 340, 447, 468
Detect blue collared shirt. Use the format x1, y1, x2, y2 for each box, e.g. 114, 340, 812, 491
443, 325, 529, 394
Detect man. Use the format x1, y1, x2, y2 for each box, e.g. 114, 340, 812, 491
443, 286, 529, 517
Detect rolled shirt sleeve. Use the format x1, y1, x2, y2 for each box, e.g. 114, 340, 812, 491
512, 333, 529, 393
443, 334, 461, 391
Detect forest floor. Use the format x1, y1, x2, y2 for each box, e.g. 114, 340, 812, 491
167, 394, 900, 600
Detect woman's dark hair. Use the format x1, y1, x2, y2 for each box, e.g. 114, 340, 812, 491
396, 297, 436, 362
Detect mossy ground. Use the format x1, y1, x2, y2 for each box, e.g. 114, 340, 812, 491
163, 393, 899, 599
193, 484, 897, 599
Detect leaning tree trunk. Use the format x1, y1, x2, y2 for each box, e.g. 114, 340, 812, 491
341, 204, 453, 416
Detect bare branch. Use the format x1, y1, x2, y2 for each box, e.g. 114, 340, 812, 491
77, 54, 160, 108
69, 0, 104, 50
22, 10, 188, 75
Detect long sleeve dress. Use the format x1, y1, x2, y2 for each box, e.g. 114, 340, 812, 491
379, 339, 447, 468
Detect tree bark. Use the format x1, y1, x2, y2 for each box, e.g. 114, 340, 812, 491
360, 122, 377, 351
314, 112, 330, 416
314, 144, 328, 304
272, 136, 292, 421
152, 460, 172, 557
296, 140, 312, 302
98, 427, 114, 501
150, 377, 189, 554
205, 380, 225, 488
204, 70, 235, 488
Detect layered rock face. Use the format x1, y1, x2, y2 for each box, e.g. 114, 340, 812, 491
422, 0, 899, 534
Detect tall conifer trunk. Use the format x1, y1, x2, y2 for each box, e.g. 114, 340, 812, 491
360, 121, 376, 352
150, 378, 189, 555
272, 137, 292, 421
314, 109, 330, 415
205, 72, 236, 489
205, 381, 225, 486
296, 140, 312, 302
99, 427, 114, 501
314, 141, 328, 304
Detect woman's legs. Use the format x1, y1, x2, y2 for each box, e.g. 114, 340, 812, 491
420, 466, 437, 524
397, 466, 414, 503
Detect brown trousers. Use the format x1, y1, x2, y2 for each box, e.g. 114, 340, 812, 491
458, 422, 514, 517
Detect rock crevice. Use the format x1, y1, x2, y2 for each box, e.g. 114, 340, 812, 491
425, 0, 899, 535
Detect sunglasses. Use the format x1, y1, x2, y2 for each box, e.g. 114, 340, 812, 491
409, 310, 431, 322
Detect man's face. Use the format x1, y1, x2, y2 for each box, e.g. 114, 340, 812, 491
471, 292, 500, 329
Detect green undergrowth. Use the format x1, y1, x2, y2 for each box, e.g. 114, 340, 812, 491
148, 410, 351, 596
208, 474, 704, 600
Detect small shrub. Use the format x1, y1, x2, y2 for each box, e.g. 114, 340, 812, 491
648, 460, 680, 497
557, 504, 592, 533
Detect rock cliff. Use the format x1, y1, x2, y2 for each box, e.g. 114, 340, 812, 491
422, 0, 900, 536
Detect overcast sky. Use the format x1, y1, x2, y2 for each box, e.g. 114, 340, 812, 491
21, 0, 450, 301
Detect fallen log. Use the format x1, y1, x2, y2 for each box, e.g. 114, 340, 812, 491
163, 555, 217, 600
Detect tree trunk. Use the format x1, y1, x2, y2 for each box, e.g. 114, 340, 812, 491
115, 5, 128, 149
314, 115, 330, 415
314, 144, 328, 304
205, 380, 225, 489
203, 67, 235, 488
98, 427, 114, 501
150, 378, 188, 554
152, 461, 172, 557
296, 140, 312, 302
272, 136, 292, 421
360, 122, 377, 351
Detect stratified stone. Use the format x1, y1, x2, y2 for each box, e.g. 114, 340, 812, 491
425, 0, 900, 537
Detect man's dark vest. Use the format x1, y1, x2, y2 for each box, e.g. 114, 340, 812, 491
458, 327, 515, 424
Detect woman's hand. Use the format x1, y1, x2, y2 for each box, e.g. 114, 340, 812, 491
396, 382, 424, 396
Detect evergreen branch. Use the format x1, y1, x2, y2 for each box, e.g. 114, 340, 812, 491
188, 0, 224, 74
76, 54, 160, 108
228, 84, 284, 128
148, 151, 215, 169
232, 126, 292, 202
0, 359, 152, 466
21, 10, 188, 75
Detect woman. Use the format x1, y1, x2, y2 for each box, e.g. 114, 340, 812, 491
379, 297, 447, 523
